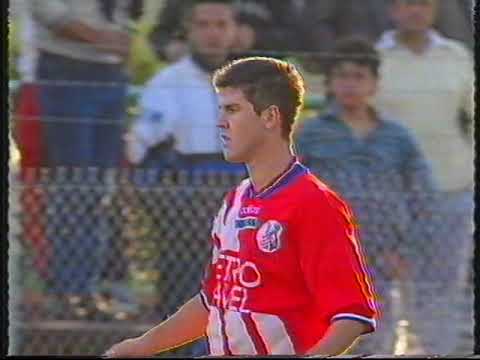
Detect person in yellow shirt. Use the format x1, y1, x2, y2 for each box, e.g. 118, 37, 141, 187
374, 0, 473, 355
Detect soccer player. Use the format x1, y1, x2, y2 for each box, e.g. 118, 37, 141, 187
104, 57, 378, 357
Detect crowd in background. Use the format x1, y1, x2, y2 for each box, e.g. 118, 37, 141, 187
10, 0, 473, 356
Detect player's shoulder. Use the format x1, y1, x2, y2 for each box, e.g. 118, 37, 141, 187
294, 170, 350, 212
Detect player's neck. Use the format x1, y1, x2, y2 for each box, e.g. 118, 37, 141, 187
246, 142, 295, 193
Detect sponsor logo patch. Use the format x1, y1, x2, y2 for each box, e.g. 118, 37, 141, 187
256, 220, 283, 253
239, 206, 261, 216
235, 217, 260, 230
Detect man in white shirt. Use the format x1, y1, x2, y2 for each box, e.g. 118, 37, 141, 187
126, 0, 244, 176
22, 0, 143, 321
375, 0, 473, 354
124, 1, 243, 356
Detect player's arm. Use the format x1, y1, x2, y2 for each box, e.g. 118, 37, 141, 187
305, 319, 369, 356
103, 293, 209, 357
295, 191, 378, 356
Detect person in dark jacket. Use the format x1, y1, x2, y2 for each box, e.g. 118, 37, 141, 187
148, 0, 314, 62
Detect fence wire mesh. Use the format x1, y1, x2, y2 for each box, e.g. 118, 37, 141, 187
8, 164, 473, 356
9, 167, 245, 356
8, 1, 474, 350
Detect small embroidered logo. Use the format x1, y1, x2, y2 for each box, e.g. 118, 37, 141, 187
256, 220, 283, 253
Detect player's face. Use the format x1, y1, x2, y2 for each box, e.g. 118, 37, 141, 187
328, 62, 378, 110
217, 87, 267, 163
391, 0, 436, 34
188, 4, 238, 61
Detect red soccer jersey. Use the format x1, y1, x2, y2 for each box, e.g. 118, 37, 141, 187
201, 159, 378, 355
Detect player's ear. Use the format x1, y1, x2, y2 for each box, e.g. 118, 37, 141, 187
262, 105, 281, 131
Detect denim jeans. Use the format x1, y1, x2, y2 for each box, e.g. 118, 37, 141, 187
37, 52, 128, 295
406, 190, 473, 354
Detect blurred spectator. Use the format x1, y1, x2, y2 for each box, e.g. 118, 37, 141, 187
146, 0, 191, 62
125, 0, 243, 355
27, 0, 143, 320
295, 37, 438, 354
14, 84, 50, 279
125, 0, 244, 175
12, 6, 51, 283
236, 0, 316, 53
374, 0, 473, 354
230, 1, 276, 56
303, 0, 392, 55
301, 0, 472, 73
148, 0, 317, 62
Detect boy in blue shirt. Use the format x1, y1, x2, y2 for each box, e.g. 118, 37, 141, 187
295, 37, 438, 355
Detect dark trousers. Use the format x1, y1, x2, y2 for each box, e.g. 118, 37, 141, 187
37, 52, 128, 295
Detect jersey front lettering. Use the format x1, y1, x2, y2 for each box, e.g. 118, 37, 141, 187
201, 162, 378, 355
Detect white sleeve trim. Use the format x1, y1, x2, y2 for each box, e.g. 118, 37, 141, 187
199, 290, 210, 311
331, 313, 376, 331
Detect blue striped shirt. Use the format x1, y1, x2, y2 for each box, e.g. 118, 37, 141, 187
295, 104, 439, 280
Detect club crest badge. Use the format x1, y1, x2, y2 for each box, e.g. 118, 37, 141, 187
256, 220, 283, 253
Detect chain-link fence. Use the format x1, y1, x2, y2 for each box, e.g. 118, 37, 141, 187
8, 163, 473, 356
9, 167, 245, 356
7, 0, 474, 352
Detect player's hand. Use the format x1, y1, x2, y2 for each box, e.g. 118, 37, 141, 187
103, 337, 152, 358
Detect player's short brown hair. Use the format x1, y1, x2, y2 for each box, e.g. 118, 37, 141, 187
213, 56, 305, 141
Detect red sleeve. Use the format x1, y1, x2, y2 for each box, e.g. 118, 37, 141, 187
294, 189, 379, 333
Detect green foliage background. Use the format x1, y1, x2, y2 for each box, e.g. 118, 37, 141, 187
9, 21, 21, 80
